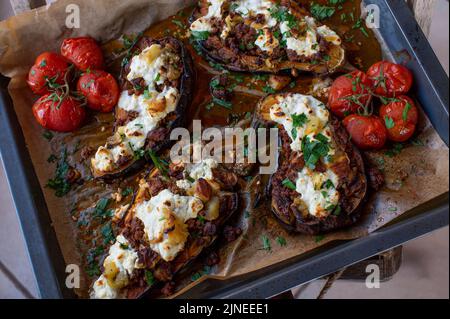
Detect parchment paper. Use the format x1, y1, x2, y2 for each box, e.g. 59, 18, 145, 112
0, 0, 448, 298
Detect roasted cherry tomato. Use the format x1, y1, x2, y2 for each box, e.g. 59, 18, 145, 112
380, 96, 418, 142
32, 94, 86, 132
328, 70, 373, 118
367, 61, 413, 98
27, 52, 70, 95
61, 37, 104, 71
77, 70, 119, 113
343, 114, 388, 150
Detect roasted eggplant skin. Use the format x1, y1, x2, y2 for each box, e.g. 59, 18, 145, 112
91, 37, 195, 180
189, 1, 345, 74
115, 166, 239, 299
255, 94, 368, 235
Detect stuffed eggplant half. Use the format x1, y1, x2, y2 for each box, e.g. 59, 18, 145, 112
90, 156, 239, 299
256, 93, 367, 234
190, 0, 345, 74
91, 37, 194, 179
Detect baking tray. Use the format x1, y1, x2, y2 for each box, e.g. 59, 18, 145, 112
0, 0, 448, 299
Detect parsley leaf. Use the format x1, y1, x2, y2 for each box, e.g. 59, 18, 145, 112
191, 30, 210, 41
311, 3, 336, 20
276, 237, 287, 247
261, 235, 272, 252
403, 101, 412, 122
282, 179, 296, 190
384, 116, 395, 129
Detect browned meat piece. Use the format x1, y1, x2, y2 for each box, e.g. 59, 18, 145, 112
223, 225, 242, 243
367, 166, 385, 191
210, 74, 234, 102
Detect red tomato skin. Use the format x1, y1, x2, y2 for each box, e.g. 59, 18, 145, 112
343, 115, 388, 150
32, 95, 86, 132
328, 70, 373, 118
77, 70, 119, 113
27, 52, 70, 95
380, 96, 418, 142
367, 61, 413, 98
61, 37, 104, 71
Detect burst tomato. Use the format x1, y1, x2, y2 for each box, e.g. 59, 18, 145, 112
367, 61, 413, 98
32, 94, 86, 132
328, 70, 373, 118
77, 70, 119, 113
343, 114, 388, 150
27, 52, 70, 95
380, 96, 418, 142
61, 37, 104, 71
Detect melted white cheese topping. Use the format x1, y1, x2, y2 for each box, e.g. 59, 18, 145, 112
190, 1, 341, 57
135, 189, 204, 262
91, 235, 140, 299
270, 94, 329, 152
296, 167, 340, 218
269, 93, 341, 218
91, 45, 180, 174
176, 158, 219, 190
190, 0, 225, 32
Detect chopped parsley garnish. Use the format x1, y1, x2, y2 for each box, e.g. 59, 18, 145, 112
43, 130, 54, 141
197, 215, 206, 224
101, 222, 115, 245
145, 270, 155, 287
403, 102, 412, 122
121, 32, 143, 68
261, 235, 272, 252
86, 246, 104, 277
191, 30, 210, 41
191, 266, 212, 282
315, 235, 325, 243
388, 206, 398, 212
47, 154, 58, 163
244, 211, 251, 219
121, 187, 133, 197
276, 237, 287, 247
384, 116, 395, 129
323, 179, 335, 189
352, 19, 369, 38
291, 113, 309, 140
311, 3, 336, 20
93, 198, 113, 219
385, 143, 404, 158
269, 5, 298, 28
262, 85, 276, 94
46, 148, 72, 197
148, 150, 169, 176
172, 19, 185, 28
213, 97, 233, 109
301, 134, 331, 169
282, 179, 296, 190
143, 89, 152, 99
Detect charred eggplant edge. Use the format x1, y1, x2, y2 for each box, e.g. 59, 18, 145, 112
92, 37, 195, 180
254, 93, 368, 235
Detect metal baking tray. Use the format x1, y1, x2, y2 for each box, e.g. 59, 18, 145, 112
0, 0, 448, 299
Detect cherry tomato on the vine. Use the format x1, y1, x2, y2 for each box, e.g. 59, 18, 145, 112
343, 114, 388, 150
32, 94, 86, 132
328, 70, 373, 118
27, 52, 70, 95
77, 70, 119, 113
367, 61, 413, 98
380, 96, 418, 142
61, 37, 104, 71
